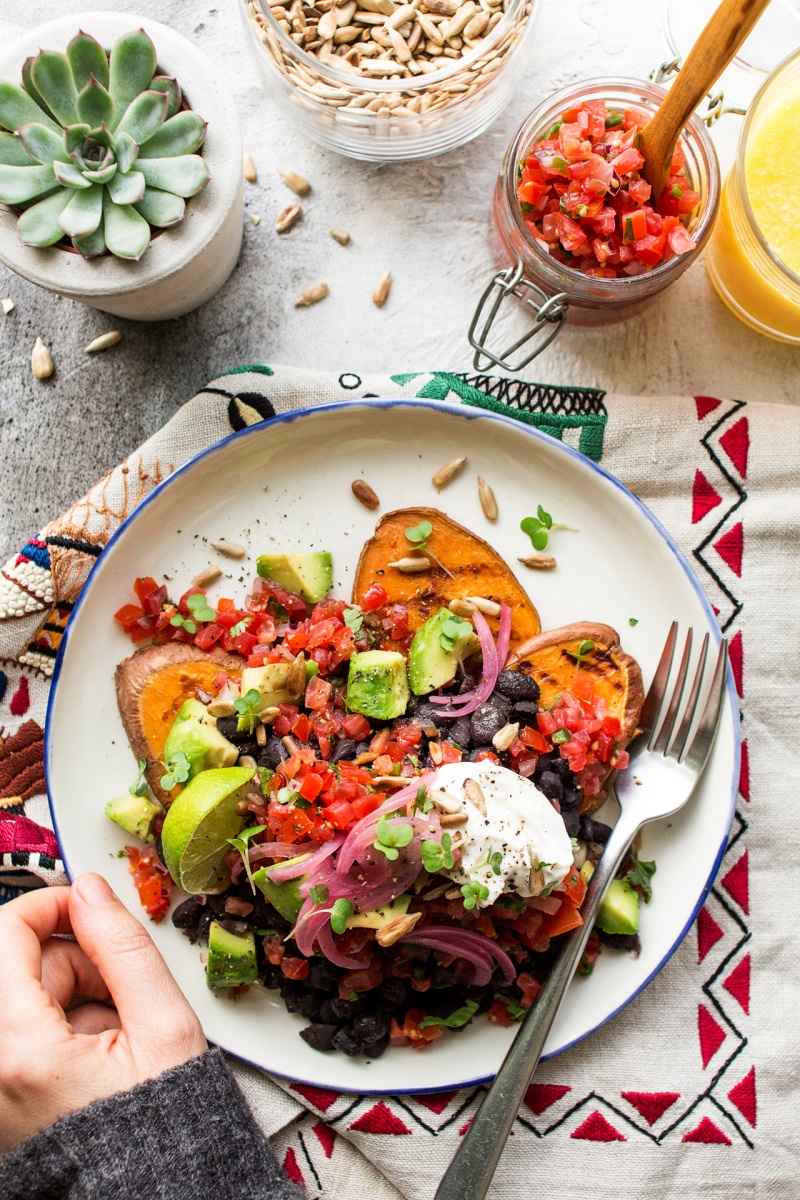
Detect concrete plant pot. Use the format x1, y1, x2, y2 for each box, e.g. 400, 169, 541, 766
0, 11, 243, 321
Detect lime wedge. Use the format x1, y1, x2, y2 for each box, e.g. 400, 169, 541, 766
161, 766, 256, 894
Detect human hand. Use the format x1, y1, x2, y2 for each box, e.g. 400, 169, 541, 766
0, 873, 208, 1153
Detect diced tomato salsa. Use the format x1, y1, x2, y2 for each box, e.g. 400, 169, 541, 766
517, 99, 698, 277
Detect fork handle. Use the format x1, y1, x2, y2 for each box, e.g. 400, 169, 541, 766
434, 808, 641, 1200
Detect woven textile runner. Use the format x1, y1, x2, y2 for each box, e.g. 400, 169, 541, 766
0, 365, 795, 1199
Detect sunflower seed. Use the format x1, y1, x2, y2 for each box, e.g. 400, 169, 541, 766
387, 555, 430, 572
463, 8, 489, 35
463, 776, 486, 814
432, 455, 466, 489
448, 598, 478, 617
84, 330, 122, 354
420, 882, 450, 900
295, 282, 329, 307
318, 8, 338, 37
256, 723, 268, 747
373, 271, 392, 306
465, 595, 501, 617
261, 706, 281, 724
243, 151, 258, 182
280, 168, 311, 194
207, 700, 237, 718
372, 774, 417, 786
359, 0, 396, 13
440, 811, 469, 826
210, 539, 247, 559
528, 867, 545, 895
275, 201, 303, 232
477, 475, 498, 521
286, 651, 307, 698
430, 788, 463, 813
191, 564, 223, 588
376, 910, 422, 946
1, 298, 14, 315
239, 755, 259, 770
428, 741, 444, 765
517, 552, 557, 570
31, 337, 54, 380
351, 478, 380, 508
445, 886, 464, 900
423, 0, 459, 13
330, 226, 351, 244
492, 721, 519, 752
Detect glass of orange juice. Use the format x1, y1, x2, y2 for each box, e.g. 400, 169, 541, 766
706, 48, 800, 342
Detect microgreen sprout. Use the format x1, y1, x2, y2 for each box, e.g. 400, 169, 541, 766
160, 750, 191, 791
629, 617, 639, 627
169, 613, 197, 634
567, 638, 595, 667
373, 820, 414, 861
186, 592, 216, 622
343, 607, 364, 635
421, 833, 454, 874
439, 614, 474, 657
309, 884, 329, 905
414, 786, 434, 815
130, 758, 148, 797
461, 881, 490, 910
489, 851, 503, 876
404, 519, 454, 578
520, 504, 577, 553
227, 825, 267, 893
330, 898, 353, 934
234, 687, 262, 734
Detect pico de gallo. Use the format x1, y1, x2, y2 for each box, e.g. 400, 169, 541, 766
516, 98, 699, 277
111, 563, 652, 1059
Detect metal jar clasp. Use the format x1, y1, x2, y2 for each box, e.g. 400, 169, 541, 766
468, 256, 569, 372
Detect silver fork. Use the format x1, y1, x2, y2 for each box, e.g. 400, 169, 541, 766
435, 623, 729, 1200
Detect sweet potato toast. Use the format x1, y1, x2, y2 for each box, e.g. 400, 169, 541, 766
352, 507, 540, 652
507, 622, 644, 813
115, 642, 244, 804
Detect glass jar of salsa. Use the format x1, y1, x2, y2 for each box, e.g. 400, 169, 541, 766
469, 78, 720, 371
706, 49, 800, 342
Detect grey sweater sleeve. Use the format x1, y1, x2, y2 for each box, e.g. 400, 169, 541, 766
0, 1048, 305, 1200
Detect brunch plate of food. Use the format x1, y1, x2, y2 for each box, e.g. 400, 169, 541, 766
45, 399, 739, 1094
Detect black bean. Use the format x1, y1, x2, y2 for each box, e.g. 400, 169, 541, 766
236, 740, 260, 761
470, 703, 505, 745
448, 718, 472, 749
300, 1023, 338, 1052
495, 669, 540, 703
536, 770, 564, 803
549, 756, 573, 780
424, 989, 462, 1018
510, 699, 540, 724
292, 992, 323, 1021
330, 737, 358, 762
216, 715, 258, 749
431, 966, 457, 989
561, 809, 581, 837
412, 702, 443, 730
194, 910, 214, 943
353, 1013, 391, 1042
331, 1026, 365, 1057
561, 785, 582, 810
598, 930, 641, 954
319, 996, 362, 1023
362, 1036, 390, 1059
172, 896, 204, 930
488, 691, 512, 713
308, 961, 342, 992
374, 978, 409, 1011
259, 736, 289, 770
580, 816, 612, 844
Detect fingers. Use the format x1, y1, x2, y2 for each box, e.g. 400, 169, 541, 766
67, 1002, 123, 1037
40, 938, 112, 1012
68, 874, 204, 1052
0, 887, 72, 1006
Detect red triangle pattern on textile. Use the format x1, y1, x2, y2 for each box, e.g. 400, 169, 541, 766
416, 1091, 456, 1115
713, 522, 743, 577
291, 1083, 341, 1112
729, 630, 743, 698
524, 1084, 571, 1115
349, 1103, 412, 1135
621, 1091, 680, 1126
692, 469, 722, 524
739, 739, 750, 801
9, 677, 30, 716
571, 1111, 626, 1142
698, 1004, 727, 1068
722, 953, 750, 1015
721, 850, 749, 914
283, 1147, 304, 1184
312, 1120, 337, 1158
695, 395, 722, 420
728, 1066, 756, 1127
459, 1119, 473, 1136
697, 906, 724, 963
682, 1116, 732, 1144
719, 417, 750, 479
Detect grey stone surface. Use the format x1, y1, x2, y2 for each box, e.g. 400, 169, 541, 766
1, 0, 798, 562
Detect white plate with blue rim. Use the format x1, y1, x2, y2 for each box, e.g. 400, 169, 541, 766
45, 399, 739, 1094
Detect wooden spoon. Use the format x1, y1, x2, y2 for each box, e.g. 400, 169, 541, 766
640, 0, 771, 200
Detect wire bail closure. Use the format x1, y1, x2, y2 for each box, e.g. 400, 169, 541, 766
468, 256, 569, 372
653, 57, 747, 123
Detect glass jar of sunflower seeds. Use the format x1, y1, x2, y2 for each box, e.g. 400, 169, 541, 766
240, 0, 538, 161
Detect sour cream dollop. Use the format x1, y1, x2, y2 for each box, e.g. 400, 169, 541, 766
430, 761, 573, 908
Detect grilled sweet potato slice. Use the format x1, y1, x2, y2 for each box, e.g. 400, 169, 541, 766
353, 507, 540, 652
507, 622, 644, 813
115, 642, 244, 804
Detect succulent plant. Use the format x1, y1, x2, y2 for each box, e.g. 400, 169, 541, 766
0, 29, 209, 260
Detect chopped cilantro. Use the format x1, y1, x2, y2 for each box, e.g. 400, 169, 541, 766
419, 999, 480, 1029
343, 606, 364, 635
625, 857, 656, 903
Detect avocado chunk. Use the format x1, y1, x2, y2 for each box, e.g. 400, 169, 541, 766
596, 878, 639, 936
240, 663, 294, 711
579, 859, 595, 886
105, 793, 162, 842
346, 650, 410, 720
163, 699, 238, 780
207, 920, 258, 989
347, 894, 412, 929
407, 607, 480, 696
256, 552, 333, 603
253, 853, 312, 923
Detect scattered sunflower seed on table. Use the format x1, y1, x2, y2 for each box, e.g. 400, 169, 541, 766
84, 331, 122, 354
243, 152, 258, 182
373, 271, 392, 307
280, 169, 311, 195
330, 227, 351, 245
31, 337, 54, 380
275, 202, 303, 232
295, 282, 329, 307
